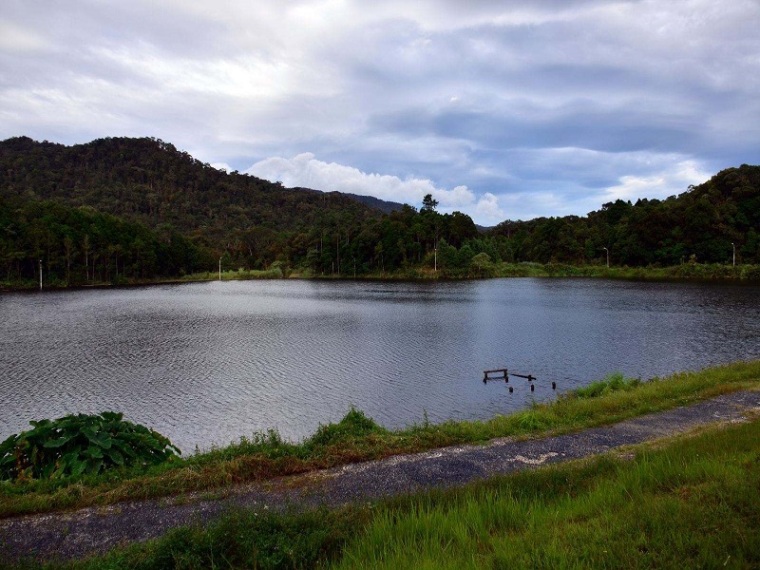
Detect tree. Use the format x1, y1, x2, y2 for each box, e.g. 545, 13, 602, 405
470, 252, 495, 277
421, 194, 439, 213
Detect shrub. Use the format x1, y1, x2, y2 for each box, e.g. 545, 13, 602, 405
307, 408, 385, 448
0, 412, 180, 481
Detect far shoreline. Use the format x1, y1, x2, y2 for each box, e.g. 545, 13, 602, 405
2, 262, 760, 294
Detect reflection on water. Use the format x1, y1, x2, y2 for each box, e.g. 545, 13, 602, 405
1, 279, 758, 452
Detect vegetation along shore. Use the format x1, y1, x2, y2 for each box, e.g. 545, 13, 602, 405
0, 360, 758, 568
1, 137, 759, 289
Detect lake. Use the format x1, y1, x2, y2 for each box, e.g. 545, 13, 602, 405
1, 278, 758, 453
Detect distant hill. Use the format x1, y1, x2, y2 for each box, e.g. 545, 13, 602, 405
340, 193, 405, 214
487, 164, 760, 265
1, 136, 756, 284
0, 136, 483, 281
288, 187, 404, 214
0, 136, 382, 250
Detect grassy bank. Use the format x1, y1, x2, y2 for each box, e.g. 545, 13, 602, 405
2, 361, 759, 520
3, 262, 760, 292
337, 415, 760, 569
490, 262, 760, 281
294, 262, 760, 282
27, 400, 760, 569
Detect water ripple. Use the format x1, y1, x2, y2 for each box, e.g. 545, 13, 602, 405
1, 280, 759, 452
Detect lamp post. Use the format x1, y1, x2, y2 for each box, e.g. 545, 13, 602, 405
603, 247, 609, 268
732, 242, 736, 267
218, 256, 222, 281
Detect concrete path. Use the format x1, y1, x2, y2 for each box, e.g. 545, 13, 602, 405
1, 390, 759, 564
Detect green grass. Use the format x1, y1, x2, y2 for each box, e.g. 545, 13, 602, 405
1, 361, 759, 519
180, 267, 284, 282
290, 263, 760, 282
333, 417, 760, 570
491, 262, 760, 281
24, 409, 760, 569
571, 371, 641, 399
4, 262, 759, 292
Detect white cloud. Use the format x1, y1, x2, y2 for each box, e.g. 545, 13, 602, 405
247, 153, 475, 210
0, 21, 49, 52
497, 191, 576, 222
1, 0, 757, 226
602, 160, 712, 203
474, 193, 504, 224
210, 162, 233, 173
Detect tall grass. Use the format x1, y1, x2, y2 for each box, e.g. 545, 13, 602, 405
572, 371, 641, 399
334, 418, 760, 569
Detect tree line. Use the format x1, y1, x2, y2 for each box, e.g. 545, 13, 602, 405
0, 195, 214, 286
1, 136, 758, 286
491, 164, 759, 267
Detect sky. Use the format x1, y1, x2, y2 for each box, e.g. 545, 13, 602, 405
2, 1, 759, 225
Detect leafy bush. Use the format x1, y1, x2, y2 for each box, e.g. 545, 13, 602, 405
0, 412, 180, 481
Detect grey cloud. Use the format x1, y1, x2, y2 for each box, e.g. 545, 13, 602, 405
370, 100, 700, 154
1, 0, 758, 224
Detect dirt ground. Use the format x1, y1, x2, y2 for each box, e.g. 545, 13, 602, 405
1, 390, 759, 565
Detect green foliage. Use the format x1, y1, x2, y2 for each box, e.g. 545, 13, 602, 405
489, 164, 760, 267
0, 412, 180, 481
190, 429, 301, 465
1, 137, 758, 282
572, 372, 641, 399
70, 506, 367, 570
514, 408, 553, 431
0, 196, 213, 285
307, 408, 386, 448
1, 362, 759, 520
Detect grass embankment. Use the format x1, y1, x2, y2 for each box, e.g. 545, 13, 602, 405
491, 262, 760, 281
27, 378, 760, 569
3, 263, 760, 292
294, 262, 760, 281
0, 268, 283, 292
2, 361, 759, 522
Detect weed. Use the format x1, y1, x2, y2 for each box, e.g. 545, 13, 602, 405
572, 372, 641, 399
306, 408, 386, 449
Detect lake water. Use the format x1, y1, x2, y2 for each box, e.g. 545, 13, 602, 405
1, 279, 759, 453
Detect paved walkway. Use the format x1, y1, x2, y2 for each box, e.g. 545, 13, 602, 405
1, 390, 759, 564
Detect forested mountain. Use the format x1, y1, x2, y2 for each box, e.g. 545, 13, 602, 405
0, 197, 210, 285
327, 191, 404, 214
490, 164, 760, 266
0, 135, 758, 287
0, 137, 479, 283
0, 136, 382, 247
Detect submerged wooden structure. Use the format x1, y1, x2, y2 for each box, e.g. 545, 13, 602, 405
483, 368, 555, 392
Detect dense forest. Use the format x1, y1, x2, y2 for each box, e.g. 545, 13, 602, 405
493, 164, 760, 267
1, 136, 758, 287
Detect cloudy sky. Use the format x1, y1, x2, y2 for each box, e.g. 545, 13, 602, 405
2, 1, 759, 224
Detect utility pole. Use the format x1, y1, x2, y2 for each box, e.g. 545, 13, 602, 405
434, 246, 437, 272
732, 242, 736, 267
219, 256, 222, 281
39, 259, 42, 290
